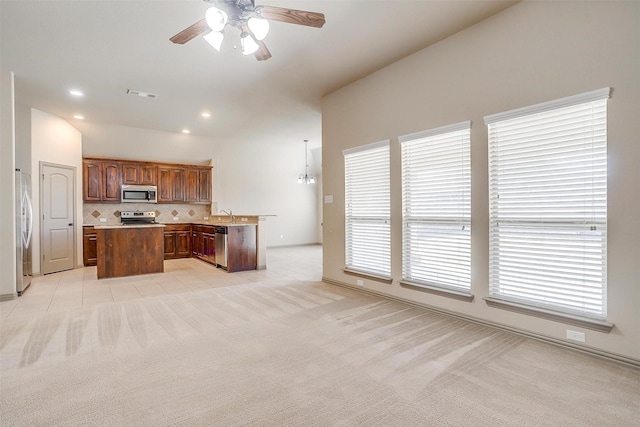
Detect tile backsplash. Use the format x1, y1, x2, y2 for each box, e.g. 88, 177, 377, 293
83, 203, 212, 225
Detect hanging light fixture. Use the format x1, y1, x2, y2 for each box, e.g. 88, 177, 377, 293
247, 16, 270, 40
298, 139, 315, 184
203, 30, 224, 51
240, 32, 259, 55
205, 7, 228, 32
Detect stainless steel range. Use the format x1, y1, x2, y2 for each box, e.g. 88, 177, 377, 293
120, 211, 156, 225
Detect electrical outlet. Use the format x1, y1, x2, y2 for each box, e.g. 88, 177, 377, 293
241, 217, 247, 222
99, 218, 107, 223
173, 216, 179, 221
280, 235, 284, 239
356, 279, 364, 286
204, 216, 209, 221
566, 330, 586, 342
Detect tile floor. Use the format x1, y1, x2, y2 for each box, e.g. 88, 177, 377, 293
0, 245, 323, 320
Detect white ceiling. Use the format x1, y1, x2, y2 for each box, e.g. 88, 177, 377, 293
1, 0, 517, 146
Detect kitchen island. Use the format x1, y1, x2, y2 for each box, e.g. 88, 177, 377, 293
95, 224, 165, 279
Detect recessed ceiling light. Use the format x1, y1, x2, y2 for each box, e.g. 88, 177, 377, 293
182, 129, 191, 134
73, 115, 85, 120
69, 90, 84, 97
201, 112, 211, 118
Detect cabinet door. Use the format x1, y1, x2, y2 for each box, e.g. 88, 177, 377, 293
164, 231, 176, 259
121, 163, 140, 185
82, 229, 97, 266
158, 167, 172, 202
83, 160, 102, 201
103, 162, 120, 201
185, 168, 199, 203
140, 165, 157, 186
207, 234, 216, 263
176, 231, 192, 257
199, 169, 212, 203
192, 231, 204, 258
227, 225, 257, 272
171, 168, 186, 202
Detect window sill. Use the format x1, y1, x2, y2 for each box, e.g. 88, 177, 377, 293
399, 281, 474, 302
343, 268, 393, 284
483, 297, 614, 333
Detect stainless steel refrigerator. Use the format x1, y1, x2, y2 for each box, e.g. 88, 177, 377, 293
16, 169, 33, 295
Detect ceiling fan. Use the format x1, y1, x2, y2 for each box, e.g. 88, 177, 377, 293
170, 0, 326, 61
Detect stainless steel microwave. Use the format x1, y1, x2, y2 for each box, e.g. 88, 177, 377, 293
121, 185, 157, 203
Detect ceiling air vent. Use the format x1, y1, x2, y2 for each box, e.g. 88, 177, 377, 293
126, 89, 157, 99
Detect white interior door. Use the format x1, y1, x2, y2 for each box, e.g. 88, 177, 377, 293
41, 163, 75, 274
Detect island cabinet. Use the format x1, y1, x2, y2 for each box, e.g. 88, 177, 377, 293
226, 225, 257, 273
164, 224, 191, 260
83, 159, 120, 202
96, 225, 164, 279
83, 226, 97, 266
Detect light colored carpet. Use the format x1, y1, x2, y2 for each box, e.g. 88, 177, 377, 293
1, 279, 638, 426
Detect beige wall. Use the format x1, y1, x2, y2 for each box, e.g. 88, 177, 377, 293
0, 70, 17, 299
30, 109, 84, 274
321, 1, 640, 361
77, 121, 322, 247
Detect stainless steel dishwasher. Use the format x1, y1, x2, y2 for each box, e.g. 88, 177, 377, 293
214, 226, 228, 269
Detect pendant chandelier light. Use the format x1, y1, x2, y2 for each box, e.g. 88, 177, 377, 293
202, 5, 270, 55
298, 139, 315, 184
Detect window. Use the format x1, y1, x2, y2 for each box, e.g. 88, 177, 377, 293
485, 88, 609, 320
343, 140, 391, 278
399, 121, 471, 294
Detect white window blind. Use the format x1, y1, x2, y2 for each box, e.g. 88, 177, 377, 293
344, 141, 391, 278
399, 121, 471, 292
486, 88, 609, 320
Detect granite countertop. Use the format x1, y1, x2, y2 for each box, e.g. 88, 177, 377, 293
94, 224, 166, 229
88, 222, 256, 228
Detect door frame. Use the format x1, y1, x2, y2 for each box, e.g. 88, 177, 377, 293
39, 161, 77, 274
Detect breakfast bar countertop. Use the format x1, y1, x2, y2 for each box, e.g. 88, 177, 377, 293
93, 224, 166, 229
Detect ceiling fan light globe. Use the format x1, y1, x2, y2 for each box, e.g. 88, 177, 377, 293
247, 17, 270, 41
240, 33, 259, 55
203, 31, 224, 51
205, 7, 228, 32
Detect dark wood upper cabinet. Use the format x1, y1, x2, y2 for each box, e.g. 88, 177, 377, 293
157, 167, 172, 202
83, 159, 120, 202
199, 169, 212, 203
103, 162, 120, 201
83, 158, 209, 204
171, 168, 186, 202
185, 168, 199, 203
121, 163, 140, 185
140, 165, 157, 186
83, 160, 102, 201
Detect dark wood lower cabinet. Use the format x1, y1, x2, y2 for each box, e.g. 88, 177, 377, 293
83, 222, 257, 272
164, 224, 192, 260
83, 226, 97, 266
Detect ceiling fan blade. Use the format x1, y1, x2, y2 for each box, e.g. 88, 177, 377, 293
257, 6, 325, 28
170, 18, 210, 44
254, 40, 272, 61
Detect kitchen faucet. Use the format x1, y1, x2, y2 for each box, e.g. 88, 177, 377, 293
220, 209, 234, 223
